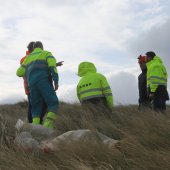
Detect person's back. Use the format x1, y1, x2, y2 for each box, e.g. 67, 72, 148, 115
23, 48, 56, 87
146, 51, 169, 111
17, 41, 59, 128
77, 62, 113, 110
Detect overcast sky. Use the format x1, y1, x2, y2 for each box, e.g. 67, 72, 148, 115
0, 0, 169, 105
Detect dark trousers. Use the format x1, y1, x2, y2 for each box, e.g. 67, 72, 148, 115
147, 85, 169, 112
138, 101, 151, 110
153, 97, 166, 112
27, 94, 47, 124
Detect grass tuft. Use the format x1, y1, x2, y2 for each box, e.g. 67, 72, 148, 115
0, 101, 170, 170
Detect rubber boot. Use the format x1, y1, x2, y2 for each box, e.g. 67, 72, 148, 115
43, 112, 57, 129
32, 117, 40, 125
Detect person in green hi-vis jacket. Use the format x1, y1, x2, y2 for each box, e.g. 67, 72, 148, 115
16, 41, 59, 128
77, 61, 114, 110
145, 51, 169, 112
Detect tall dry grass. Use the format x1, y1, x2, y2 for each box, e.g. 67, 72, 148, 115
0, 102, 170, 170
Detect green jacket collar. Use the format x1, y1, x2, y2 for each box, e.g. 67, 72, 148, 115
33, 48, 43, 52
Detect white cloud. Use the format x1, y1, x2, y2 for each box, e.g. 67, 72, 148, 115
128, 18, 170, 72
108, 72, 138, 105
57, 84, 78, 104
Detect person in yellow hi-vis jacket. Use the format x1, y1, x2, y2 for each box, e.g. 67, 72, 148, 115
77, 61, 114, 110
145, 51, 169, 112
16, 41, 59, 128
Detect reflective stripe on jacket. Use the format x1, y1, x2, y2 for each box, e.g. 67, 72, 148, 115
146, 56, 168, 93
16, 48, 58, 87
77, 62, 114, 109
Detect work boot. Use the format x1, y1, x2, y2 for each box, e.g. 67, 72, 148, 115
32, 117, 40, 125
43, 112, 57, 129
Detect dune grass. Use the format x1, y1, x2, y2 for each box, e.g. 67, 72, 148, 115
0, 102, 170, 170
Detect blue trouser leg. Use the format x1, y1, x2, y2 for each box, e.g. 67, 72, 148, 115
37, 78, 59, 113
29, 87, 47, 124
30, 84, 43, 119
30, 78, 59, 122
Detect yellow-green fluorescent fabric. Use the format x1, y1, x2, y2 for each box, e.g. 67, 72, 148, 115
16, 48, 58, 86
77, 62, 114, 108
146, 56, 168, 92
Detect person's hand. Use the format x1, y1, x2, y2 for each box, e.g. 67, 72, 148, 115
149, 93, 154, 99
56, 61, 64, 67
54, 83, 58, 91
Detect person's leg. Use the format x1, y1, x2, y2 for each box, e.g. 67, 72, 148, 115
139, 101, 152, 111
30, 84, 43, 124
38, 79, 59, 128
27, 94, 32, 123
40, 100, 47, 124
153, 97, 166, 112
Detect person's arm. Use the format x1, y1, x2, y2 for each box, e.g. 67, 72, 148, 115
100, 74, 114, 109
16, 64, 26, 77
46, 52, 59, 90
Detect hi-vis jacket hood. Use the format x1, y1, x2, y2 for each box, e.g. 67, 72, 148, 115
77, 61, 114, 109
78, 62, 97, 77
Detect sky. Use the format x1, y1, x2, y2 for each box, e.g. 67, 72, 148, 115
0, 0, 170, 105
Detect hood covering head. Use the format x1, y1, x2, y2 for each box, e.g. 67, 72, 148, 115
78, 61, 97, 77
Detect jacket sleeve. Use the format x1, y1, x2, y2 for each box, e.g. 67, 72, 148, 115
16, 64, 26, 77
100, 74, 114, 109
46, 52, 59, 85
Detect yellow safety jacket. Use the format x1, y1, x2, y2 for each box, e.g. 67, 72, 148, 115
16, 48, 58, 87
146, 56, 168, 93
77, 62, 114, 109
